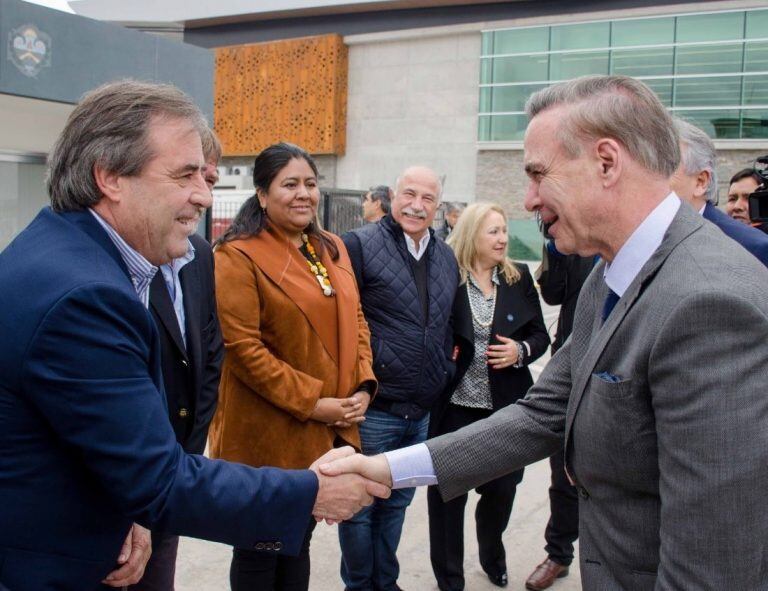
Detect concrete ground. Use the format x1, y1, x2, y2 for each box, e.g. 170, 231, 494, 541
176, 273, 582, 591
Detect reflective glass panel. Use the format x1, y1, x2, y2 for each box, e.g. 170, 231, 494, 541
742, 109, 768, 138
673, 76, 742, 107
744, 41, 768, 72
676, 12, 745, 43
490, 114, 529, 141
491, 55, 549, 84
675, 43, 743, 75
550, 22, 610, 51
645, 78, 673, 106
478, 115, 492, 141
550, 51, 609, 79
480, 57, 493, 84
480, 84, 549, 113
611, 17, 675, 47
743, 76, 768, 105
610, 47, 674, 77
492, 27, 549, 54
745, 10, 768, 39
482, 32, 494, 55
675, 109, 740, 138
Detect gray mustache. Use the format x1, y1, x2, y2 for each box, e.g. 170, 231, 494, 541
401, 208, 427, 220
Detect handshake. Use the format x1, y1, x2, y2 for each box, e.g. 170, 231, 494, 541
309, 447, 394, 523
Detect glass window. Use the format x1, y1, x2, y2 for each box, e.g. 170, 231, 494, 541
480, 57, 493, 84
745, 9, 768, 39
478, 115, 492, 141
480, 84, 548, 113
491, 55, 549, 84
492, 27, 549, 54
673, 76, 742, 107
676, 12, 745, 43
610, 47, 674, 77
611, 17, 675, 47
550, 22, 610, 51
645, 78, 673, 106
550, 51, 609, 79
675, 109, 741, 138
744, 41, 768, 73
675, 43, 743, 75
490, 114, 529, 141
481, 32, 494, 56
743, 76, 768, 105
742, 109, 768, 138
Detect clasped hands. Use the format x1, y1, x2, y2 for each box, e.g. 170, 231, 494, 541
309, 447, 394, 523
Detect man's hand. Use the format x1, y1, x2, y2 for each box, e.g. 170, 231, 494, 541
102, 523, 152, 587
319, 451, 393, 489
310, 447, 391, 523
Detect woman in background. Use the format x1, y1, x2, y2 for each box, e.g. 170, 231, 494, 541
210, 142, 376, 591
429, 202, 549, 591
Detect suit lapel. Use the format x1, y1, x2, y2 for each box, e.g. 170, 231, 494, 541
180, 260, 201, 370
564, 206, 705, 442
149, 273, 188, 359
492, 276, 533, 336
453, 284, 474, 346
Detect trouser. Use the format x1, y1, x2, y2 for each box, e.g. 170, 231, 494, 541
230, 520, 316, 591
338, 407, 429, 591
428, 404, 523, 591
543, 448, 579, 566
127, 532, 179, 591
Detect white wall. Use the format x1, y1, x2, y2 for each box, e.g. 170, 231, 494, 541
337, 31, 480, 201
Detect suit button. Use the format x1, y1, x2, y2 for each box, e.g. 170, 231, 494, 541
178, 408, 189, 418
265, 542, 274, 550
275, 542, 283, 551
254, 542, 265, 550
181, 359, 189, 367
577, 486, 590, 500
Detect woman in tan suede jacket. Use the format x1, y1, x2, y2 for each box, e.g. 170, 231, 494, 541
209, 142, 376, 591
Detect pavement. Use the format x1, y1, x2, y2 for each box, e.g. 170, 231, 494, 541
176, 271, 583, 591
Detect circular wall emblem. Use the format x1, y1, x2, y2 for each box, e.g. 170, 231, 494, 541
8, 24, 52, 78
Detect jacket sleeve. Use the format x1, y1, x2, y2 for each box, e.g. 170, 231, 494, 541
518, 265, 550, 364
537, 243, 569, 306
341, 231, 365, 289
214, 243, 324, 421
21, 283, 317, 555
355, 302, 377, 396
649, 291, 768, 589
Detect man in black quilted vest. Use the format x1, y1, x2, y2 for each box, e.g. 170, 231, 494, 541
341, 166, 460, 591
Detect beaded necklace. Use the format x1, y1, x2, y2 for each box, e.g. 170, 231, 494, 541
468, 282, 496, 328
301, 233, 335, 297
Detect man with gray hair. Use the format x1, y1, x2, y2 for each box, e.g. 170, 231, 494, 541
435, 201, 465, 241
322, 75, 768, 590
0, 80, 388, 591
671, 118, 768, 267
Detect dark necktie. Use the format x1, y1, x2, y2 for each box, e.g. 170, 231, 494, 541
602, 288, 620, 323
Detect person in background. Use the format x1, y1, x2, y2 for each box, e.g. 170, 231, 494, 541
210, 142, 378, 591
340, 166, 459, 591
429, 202, 548, 591
726, 168, 766, 233
525, 243, 594, 591
670, 119, 768, 267
128, 128, 225, 591
362, 185, 392, 224
435, 202, 465, 241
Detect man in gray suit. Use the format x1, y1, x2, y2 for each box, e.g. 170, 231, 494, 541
321, 75, 768, 589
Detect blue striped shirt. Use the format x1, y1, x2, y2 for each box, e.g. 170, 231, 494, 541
88, 209, 158, 308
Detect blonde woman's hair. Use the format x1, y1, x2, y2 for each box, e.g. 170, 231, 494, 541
446, 202, 520, 285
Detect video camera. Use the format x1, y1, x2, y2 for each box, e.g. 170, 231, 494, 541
748, 156, 768, 224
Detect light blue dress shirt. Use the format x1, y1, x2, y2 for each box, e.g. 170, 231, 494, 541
384, 192, 682, 489
159, 243, 196, 346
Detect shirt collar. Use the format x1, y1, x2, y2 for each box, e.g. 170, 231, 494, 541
88, 208, 158, 302
604, 192, 680, 297
468, 267, 501, 292
404, 230, 431, 261
162, 240, 196, 274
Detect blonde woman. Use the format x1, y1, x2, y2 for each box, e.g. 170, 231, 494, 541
429, 202, 549, 591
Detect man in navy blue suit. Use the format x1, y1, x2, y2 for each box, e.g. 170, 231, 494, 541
0, 80, 388, 591
671, 118, 768, 267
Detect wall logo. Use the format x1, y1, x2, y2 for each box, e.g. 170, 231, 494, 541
8, 24, 52, 78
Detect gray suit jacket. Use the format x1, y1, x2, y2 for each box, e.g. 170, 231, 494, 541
426, 204, 768, 590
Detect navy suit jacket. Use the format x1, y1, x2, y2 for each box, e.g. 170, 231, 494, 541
703, 202, 768, 267
0, 208, 317, 591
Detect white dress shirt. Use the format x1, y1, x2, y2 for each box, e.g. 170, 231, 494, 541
404, 231, 430, 261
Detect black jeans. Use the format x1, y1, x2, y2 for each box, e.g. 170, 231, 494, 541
230, 520, 316, 591
428, 404, 524, 591
127, 532, 179, 591
543, 449, 579, 566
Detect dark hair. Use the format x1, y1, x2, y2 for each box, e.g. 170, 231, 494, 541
47, 79, 206, 212
730, 168, 761, 186
368, 185, 391, 214
217, 142, 338, 260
